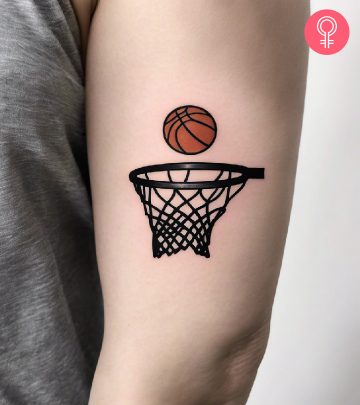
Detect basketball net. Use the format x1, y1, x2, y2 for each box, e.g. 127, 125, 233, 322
130, 163, 264, 258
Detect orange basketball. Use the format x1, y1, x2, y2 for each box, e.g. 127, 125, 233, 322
163, 105, 217, 155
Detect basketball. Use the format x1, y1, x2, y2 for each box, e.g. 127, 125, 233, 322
163, 105, 217, 155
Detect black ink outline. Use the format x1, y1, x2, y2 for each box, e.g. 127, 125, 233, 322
129, 162, 265, 258
130, 162, 264, 189
163, 105, 218, 155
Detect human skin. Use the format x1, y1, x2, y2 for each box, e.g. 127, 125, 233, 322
71, 0, 98, 63
73, 0, 309, 403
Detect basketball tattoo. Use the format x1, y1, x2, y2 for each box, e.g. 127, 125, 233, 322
129, 105, 265, 259
163, 105, 217, 155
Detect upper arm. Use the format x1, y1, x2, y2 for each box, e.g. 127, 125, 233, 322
86, 1, 309, 403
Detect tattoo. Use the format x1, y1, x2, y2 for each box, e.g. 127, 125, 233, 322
163, 105, 217, 155
129, 106, 265, 259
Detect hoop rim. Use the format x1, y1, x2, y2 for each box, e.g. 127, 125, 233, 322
129, 162, 265, 190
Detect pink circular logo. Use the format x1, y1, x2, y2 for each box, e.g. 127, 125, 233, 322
304, 10, 350, 55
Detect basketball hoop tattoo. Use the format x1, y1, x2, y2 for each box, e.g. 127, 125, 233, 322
129, 105, 265, 258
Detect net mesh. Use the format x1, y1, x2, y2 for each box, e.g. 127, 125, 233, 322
132, 168, 247, 258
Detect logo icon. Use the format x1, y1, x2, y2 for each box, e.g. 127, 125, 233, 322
305, 10, 350, 55
317, 16, 337, 49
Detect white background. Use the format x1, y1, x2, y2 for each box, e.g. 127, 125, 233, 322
248, 1, 360, 404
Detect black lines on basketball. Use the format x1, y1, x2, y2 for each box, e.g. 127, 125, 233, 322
163, 105, 217, 155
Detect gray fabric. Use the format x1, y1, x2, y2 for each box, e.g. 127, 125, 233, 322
0, 1, 104, 404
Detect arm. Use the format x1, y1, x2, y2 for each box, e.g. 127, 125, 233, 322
86, 1, 309, 403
